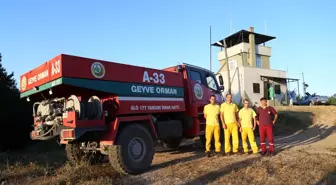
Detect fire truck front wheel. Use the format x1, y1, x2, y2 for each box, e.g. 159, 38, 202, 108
108, 124, 154, 175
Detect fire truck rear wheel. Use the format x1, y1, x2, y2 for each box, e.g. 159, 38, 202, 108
108, 124, 154, 175
66, 142, 104, 165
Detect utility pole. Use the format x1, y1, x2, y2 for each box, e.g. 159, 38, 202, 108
223, 39, 231, 94
302, 72, 306, 95
287, 67, 290, 90
297, 80, 300, 98
263, 20, 267, 46
230, 12, 232, 34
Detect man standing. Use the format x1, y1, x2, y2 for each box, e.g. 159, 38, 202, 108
256, 97, 278, 156
203, 95, 221, 157
239, 99, 259, 154
220, 94, 240, 155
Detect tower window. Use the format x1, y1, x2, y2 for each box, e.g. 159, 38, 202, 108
253, 83, 260, 93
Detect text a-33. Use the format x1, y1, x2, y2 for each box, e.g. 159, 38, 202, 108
142, 71, 165, 84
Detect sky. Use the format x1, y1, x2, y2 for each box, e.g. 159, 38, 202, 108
0, 0, 335, 96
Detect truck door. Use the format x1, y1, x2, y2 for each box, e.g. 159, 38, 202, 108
183, 65, 224, 137
186, 67, 223, 104
187, 69, 208, 103
204, 73, 224, 104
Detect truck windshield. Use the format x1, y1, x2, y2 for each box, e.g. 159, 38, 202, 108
206, 75, 218, 91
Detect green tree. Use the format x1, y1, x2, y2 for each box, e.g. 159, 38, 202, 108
0, 55, 18, 93
328, 94, 336, 105
0, 53, 32, 151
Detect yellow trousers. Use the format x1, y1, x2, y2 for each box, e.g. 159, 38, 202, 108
224, 123, 239, 153
205, 125, 221, 152
241, 127, 259, 153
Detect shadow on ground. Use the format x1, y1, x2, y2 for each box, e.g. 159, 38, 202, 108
152, 144, 204, 171
265, 110, 313, 136
229, 110, 334, 155
184, 156, 261, 185
274, 124, 336, 152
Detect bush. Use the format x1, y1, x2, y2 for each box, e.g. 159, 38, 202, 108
328, 95, 336, 105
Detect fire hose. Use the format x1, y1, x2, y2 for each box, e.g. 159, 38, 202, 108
30, 122, 60, 140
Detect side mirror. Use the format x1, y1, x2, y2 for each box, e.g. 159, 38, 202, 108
218, 75, 224, 86
219, 85, 224, 91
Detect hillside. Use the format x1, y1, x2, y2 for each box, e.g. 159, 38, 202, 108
0, 106, 336, 185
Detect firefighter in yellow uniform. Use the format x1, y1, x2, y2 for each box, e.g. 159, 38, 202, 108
203, 95, 221, 157
239, 99, 259, 154
220, 94, 240, 155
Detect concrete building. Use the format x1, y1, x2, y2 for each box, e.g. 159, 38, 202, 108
212, 27, 298, 106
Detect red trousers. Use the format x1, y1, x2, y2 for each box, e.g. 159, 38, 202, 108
259, 125, 274, 152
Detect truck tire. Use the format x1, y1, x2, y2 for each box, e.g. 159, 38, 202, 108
161, 139, 181, 149
66, 142, 104, 165
108, 124, 154, 175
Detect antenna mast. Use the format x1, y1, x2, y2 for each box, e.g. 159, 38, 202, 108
210, 26, 212, 71
230, 12, 232, 34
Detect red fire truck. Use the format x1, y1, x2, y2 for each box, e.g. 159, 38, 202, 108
20, 54, 224, 175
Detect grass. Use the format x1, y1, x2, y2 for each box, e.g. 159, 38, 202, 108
0, 141, 121, 185
0, 151, 121, 185
214, 152, 336, 185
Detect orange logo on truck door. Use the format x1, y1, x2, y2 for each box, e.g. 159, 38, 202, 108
91, 62, 105, 78
194, 83, 203, 100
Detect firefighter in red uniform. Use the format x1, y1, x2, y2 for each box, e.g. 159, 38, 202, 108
256, 97, 278, 156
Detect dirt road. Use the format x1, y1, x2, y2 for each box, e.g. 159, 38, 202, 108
0, 106, 336, 185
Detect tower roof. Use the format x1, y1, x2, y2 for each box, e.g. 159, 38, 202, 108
212, 29, 276, 48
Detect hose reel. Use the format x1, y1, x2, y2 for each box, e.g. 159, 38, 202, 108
66, 95, 85, 120
65, 95, 103, 120
88, 96, 103, 120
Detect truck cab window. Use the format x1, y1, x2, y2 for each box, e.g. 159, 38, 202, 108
189, 70, 202, 83
206, 75, 218, 91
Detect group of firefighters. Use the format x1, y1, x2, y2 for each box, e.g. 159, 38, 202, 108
203, 94, 278, 157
